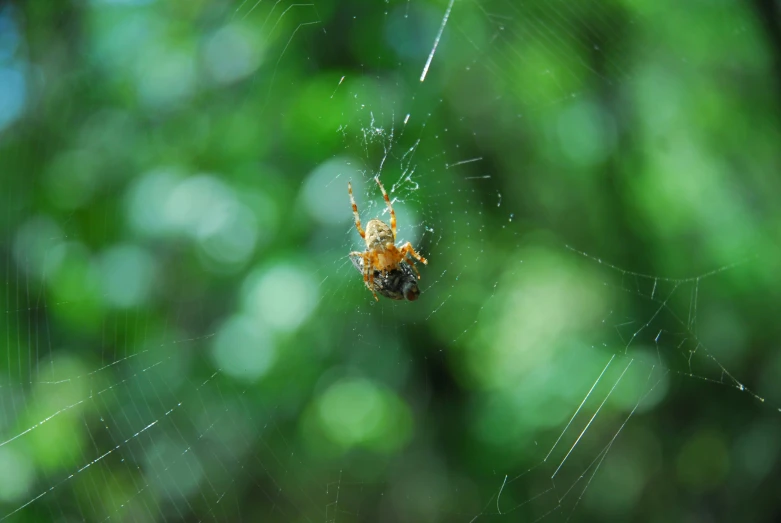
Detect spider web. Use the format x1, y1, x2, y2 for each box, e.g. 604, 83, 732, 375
1, 0, 780, 522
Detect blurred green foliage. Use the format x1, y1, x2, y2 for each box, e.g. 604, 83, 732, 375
1, 0, 781, 521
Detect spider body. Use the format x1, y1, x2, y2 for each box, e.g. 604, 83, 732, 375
364, 219, 395, 257
348, 177, 428, 301
349, 253, 420, 301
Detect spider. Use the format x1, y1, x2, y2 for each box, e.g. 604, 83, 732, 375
348, 177, 428, 301
349, 252, 420, 301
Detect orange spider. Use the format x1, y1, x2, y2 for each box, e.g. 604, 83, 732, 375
348, 177, 428, 301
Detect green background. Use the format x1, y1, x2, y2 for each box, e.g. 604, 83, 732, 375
1, 0, 780, 521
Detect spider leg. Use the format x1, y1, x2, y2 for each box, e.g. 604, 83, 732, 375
350, 251, 372, 287
351, 250, 379, 301
348, 181, 366, 239
366, 256, 379, 302
399, 242, 427, 280
399, 242, 428, 266
375, 176, 396, 239
404, 255, 422, 280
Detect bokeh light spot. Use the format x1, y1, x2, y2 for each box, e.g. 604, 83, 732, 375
471, 247, 606, 388
0, 8, 20, 61
556, 99, 615, 166
0, 66, 26, 132
197, 201, 258, 268
13, 215, 65, 278
0, 448, 35, 503
128, 172, 259, 269
135, 47, 195, 109
316, 378, 412, 452
243, 264, 318, 333
144, 440, 204, 499
26, 356, 90, 473
302, 157, 362, 226
204, 23, 263, 85
126, 168, 184, 237
165, 175, 233, 240
212, 314, 276, 382
98, 244, 156, 308
319, 378, 384, 446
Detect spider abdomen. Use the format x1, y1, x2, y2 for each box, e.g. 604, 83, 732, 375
365, 219, 394, 251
